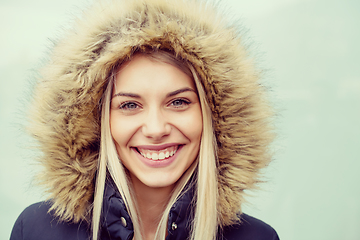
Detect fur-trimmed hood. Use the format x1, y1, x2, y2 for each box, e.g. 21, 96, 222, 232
29, 0, 273, 226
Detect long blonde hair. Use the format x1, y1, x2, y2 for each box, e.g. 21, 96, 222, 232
92, 50, 218, 240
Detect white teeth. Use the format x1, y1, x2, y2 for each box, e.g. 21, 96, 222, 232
151, 153, 158, 160
137, 146, 178, 160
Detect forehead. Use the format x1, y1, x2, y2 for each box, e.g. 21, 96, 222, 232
113, 55, 196, 92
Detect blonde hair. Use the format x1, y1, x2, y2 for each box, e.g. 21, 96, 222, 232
92, 50, 218, 240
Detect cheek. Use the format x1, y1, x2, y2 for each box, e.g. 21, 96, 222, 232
110, 114, 134, 149
189, 120, 202, 144
176, 107, 203, 143
190, 106, 203, 136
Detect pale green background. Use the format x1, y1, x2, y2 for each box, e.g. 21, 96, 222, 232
1, 0, 359, 239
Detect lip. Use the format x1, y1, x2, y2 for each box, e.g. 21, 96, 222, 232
132, 145, 183, 168
134, 143, 181, 151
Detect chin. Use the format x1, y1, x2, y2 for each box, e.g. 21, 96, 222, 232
138, 174, 179, 189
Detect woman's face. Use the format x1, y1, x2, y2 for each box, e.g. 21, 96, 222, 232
110, 55, 202, 190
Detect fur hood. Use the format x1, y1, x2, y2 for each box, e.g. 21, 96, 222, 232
29, 0, 273, 226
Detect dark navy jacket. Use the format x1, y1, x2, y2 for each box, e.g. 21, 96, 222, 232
10, 182, 279, 240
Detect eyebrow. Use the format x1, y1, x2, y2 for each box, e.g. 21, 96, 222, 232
166, 87, 196, 97
112, 92, 140, 99
112, 87, 196, 99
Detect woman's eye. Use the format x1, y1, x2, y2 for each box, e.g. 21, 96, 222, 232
170, 99, 191, 108
120, 102, 139, 110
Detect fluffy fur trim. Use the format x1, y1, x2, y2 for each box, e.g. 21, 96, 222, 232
29, 0, 273, 225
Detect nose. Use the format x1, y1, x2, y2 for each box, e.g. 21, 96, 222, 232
142, 107, 171, 140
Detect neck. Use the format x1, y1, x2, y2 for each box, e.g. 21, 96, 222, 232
131, 175, 174, 240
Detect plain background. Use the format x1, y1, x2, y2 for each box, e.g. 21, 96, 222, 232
1, 0, 359, 239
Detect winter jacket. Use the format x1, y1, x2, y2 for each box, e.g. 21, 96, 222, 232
11, 180, 279, 240
11, 0, 276, 238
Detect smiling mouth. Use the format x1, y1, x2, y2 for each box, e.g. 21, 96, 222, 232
135, 146, 179, 160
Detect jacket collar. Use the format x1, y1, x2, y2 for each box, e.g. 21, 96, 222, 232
101, 178, 195, 240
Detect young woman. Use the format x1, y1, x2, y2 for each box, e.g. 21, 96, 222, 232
10, 0, 279, 239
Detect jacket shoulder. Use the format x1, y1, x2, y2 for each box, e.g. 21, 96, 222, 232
220, 214, 279, 240
10, 202, 90, 240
